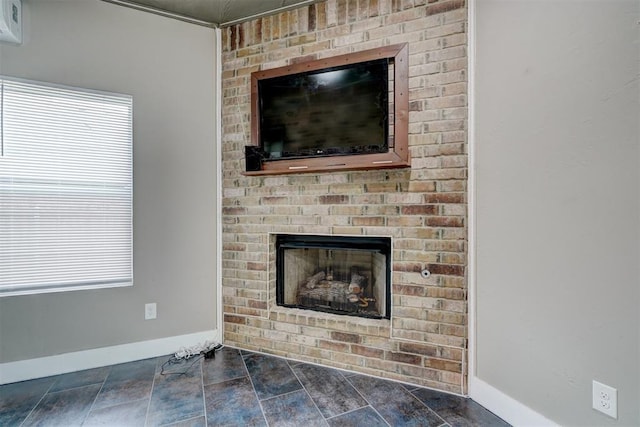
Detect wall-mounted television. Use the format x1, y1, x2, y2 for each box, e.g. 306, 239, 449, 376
260, 59, 389, 160
248, 43, 409, 175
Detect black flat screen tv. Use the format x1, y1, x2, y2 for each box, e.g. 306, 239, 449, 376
248, 43, 409, 175
258, 59, 389, 160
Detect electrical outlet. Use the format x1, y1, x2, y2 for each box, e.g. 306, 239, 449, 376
144, 303, 157, 320
592, 380, 617, 419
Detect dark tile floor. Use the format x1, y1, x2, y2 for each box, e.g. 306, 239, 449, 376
0, 347, 510, 426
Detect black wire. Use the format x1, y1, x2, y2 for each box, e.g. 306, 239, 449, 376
160, 344, 224, 376
160, 354, 204, 376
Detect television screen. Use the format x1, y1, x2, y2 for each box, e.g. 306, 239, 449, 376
258, 58, 389, 161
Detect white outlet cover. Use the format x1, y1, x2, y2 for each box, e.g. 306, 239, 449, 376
145, 303, 157, 320
592, 380, 617, 419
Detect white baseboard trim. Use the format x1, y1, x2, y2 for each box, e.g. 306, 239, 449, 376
469, 375, 558, 426
0, 329, 219, 385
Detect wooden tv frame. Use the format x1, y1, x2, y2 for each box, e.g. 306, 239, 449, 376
246, 43, 409, 175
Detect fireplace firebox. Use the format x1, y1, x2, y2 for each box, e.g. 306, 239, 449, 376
276, 234, 391, 319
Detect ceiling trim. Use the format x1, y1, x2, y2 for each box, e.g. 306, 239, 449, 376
219, 0, 320, 28
101, 0, 219, 28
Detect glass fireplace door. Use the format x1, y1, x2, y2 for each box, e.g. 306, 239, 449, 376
276, 235, 391, 319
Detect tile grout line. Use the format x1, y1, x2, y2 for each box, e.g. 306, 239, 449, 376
203, 373, 247, 388
342, 371, 392, 427
240, 351, 271, 426
286, 359, 330, 426
17, 379, 56, 427
323, 405, 389, 425
143, 356, 163, 427
79, 371, 110, 425
199, 354, 208, 426
153, 356, 206, 426
405, 387, 449, 427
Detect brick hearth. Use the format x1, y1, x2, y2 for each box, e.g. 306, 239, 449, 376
221, 0, 468, 394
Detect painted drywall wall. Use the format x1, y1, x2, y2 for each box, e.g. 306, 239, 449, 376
0, 0, 217, 362
475, 0, 639, 425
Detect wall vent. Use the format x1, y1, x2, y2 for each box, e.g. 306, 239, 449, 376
0, 0, 22, 45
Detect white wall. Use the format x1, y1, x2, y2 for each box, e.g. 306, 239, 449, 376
0, 0, 217, 363
474, 0, 639, 425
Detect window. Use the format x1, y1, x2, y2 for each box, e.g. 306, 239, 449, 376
0, 77, 133, 297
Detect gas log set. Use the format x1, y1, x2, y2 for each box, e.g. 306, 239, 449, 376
296, 267, 378, 316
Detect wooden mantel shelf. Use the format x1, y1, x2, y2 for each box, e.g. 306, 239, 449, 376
242, 152, 411, 176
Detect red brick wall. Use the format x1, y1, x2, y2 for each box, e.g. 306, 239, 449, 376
221, 0, 468, 393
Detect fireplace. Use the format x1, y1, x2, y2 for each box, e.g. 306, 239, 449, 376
276, 234, 391, 319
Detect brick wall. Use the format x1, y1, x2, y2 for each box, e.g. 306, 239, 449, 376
221, 0, 468, 394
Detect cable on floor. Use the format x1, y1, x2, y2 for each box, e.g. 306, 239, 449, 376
160, 342, 224, 376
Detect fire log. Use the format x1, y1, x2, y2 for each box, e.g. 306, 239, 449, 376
305, 271, 326, 289
348, 272, 366, 294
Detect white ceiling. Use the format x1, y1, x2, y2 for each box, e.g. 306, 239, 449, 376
104, 0, 322, 27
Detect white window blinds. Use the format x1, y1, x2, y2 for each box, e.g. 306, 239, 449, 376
0, 77, 133, 297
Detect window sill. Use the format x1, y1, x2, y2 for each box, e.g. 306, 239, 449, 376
0, 281, 133, 298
